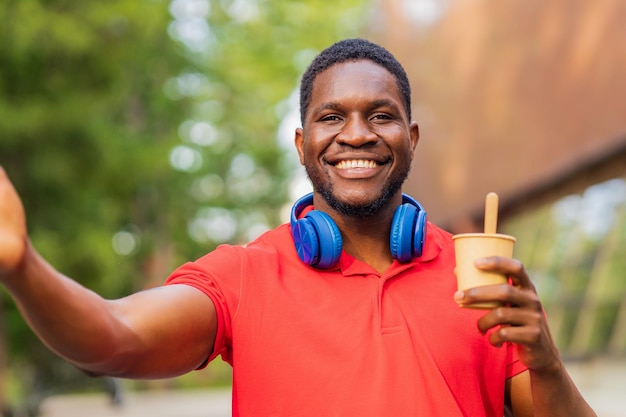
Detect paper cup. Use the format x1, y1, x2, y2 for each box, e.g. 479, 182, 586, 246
452, 233, 516, 309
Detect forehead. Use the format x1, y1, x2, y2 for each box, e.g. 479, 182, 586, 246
309, 60, 401, 108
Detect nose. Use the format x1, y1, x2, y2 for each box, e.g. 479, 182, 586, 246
336, 116, 378, 147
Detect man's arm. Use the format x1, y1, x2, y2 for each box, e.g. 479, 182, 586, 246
0, 166, 217, 378
454, 256, 596, 417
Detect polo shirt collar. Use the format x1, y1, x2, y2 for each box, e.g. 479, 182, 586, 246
338, 222, 443, 278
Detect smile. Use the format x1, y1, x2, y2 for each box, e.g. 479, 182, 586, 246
335, 160, 379, 169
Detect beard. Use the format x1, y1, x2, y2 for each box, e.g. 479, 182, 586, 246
305, 159, 412, 218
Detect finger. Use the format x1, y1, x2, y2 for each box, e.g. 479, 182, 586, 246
0, 167, 28, 272
455, 282, 539, 309
487, 323, 545, 347
474, 256, 535, 290
0, 232, 27, 271
453, 283, 509, 308
477, 303, 543, 334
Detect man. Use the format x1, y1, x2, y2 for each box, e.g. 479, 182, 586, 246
0, 39, 595, 416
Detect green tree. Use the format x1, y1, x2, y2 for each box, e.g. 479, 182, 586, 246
164, 0, 371, 257
0, 0, 370, 413
0, 0, 195, 412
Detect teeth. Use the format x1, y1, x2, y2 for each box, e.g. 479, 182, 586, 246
336, 160, 378, 169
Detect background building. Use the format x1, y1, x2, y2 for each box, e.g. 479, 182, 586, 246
368, 0, 626, 362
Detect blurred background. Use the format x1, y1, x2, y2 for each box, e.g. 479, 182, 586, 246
1, 0, 624, 416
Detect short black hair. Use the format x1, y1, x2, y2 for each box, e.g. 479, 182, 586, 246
299, 38, 412, 125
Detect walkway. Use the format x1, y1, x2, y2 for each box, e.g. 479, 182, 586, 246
39, 358, 626, 417
39, 388, 231, 417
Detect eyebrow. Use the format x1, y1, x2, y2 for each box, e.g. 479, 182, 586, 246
370, 99, 401, 113
312, 99, 402, 115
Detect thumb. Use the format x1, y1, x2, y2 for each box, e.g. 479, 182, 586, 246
0, 166, 28, 272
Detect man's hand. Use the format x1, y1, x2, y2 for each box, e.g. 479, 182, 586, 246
0, 166, 27, 275
454, 256, 561, 372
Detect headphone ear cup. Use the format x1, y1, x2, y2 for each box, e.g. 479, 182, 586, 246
390, 204, 418, 263
413, 210, 427, 258
292, 193, 425, 267
305, 210, 342, 269
292, 217, 321, 267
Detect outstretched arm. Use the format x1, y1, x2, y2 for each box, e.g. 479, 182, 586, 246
0, 166, 217, 378
454, 256, 596, 417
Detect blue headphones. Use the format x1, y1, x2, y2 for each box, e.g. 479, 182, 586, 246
290, 193, 427, 269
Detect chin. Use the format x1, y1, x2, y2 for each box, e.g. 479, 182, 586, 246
321, 188, 395, 218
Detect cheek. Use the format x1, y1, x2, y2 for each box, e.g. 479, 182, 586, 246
301, 137, 326, 161
401, 137, 416, 159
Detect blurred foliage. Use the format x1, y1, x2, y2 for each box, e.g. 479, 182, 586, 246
503, 177, 626, 358
0, 0, 370, 412
0, 0, 195, 412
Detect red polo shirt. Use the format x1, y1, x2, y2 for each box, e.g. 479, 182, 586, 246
166, 221, 527, 416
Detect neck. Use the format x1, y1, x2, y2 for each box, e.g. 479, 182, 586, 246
332, 205, 398, 274
310, 191, 405, 273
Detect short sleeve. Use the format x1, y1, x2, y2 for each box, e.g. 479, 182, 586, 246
505, 342, 528, 378
165, 244, 244, 366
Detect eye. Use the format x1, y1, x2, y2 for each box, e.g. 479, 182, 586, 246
320, 114, 342, 122
371, 113, 393, 121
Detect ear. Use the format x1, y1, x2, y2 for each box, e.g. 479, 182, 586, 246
294, 127, 305, 165
409, 121, 420, 151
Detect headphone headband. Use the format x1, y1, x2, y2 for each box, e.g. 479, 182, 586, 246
290, 193, 427, 269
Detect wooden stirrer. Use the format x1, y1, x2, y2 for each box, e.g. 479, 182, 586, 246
484, 192, 499, 234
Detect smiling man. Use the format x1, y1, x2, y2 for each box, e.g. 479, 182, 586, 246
297, 57, 418, 220
0, 39, 596, 416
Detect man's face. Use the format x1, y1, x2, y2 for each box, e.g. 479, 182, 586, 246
295, 60, 419, 217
